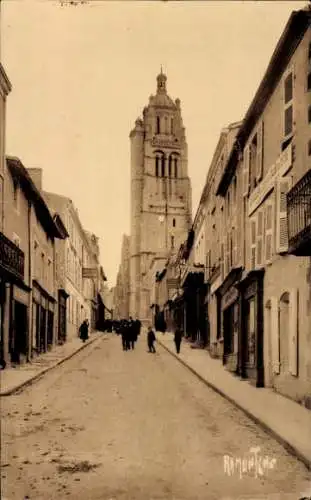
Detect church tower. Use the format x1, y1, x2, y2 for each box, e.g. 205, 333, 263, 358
129, 71, 192, 321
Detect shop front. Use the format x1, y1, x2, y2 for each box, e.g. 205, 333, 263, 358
218, 267, 243, 373
237, 269, 265, 387
32, 281, 56, 356
0, 231, 28, 367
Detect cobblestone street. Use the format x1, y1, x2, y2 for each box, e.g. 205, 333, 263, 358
1, 334, 310, 500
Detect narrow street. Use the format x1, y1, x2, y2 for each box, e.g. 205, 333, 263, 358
1, 334, 310, 500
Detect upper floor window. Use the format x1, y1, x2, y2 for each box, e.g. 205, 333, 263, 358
171, 235, 174, 248
284, 73, 293, 104
250, 134, 258, 190
283, 71, 293, 139
173, 218, 176, 227
156, 116, 160, 134
171, 118, 174, 134
308, 72, 311, 92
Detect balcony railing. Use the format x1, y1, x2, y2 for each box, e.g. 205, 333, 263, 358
287, 169, 311, 256
0, 231, 25, 280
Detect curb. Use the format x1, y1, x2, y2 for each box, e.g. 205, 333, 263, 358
0, 334, 104, 397
158, 339, 311, 472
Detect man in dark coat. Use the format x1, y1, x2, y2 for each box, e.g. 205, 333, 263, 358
79, 320, 89, 343
127, 317, 135, 350
147, 326, 156, 353
121, 320, 128, 350
174, 327, 183, 354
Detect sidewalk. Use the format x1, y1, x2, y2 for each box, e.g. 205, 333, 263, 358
157, 332, 311, 471
0, 331, 104, 397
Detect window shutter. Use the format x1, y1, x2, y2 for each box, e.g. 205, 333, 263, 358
232, 227, 237, 268
289, 288, 298, 376
256, 121, 264, 182
276, 176, 292, 254
220, 242, 224, 279
227, 232, 231, 272
250, 217, 256, 270
243, 145, 250, 197
256, 210, 264, 268
271, 296, 280, 374
264, 201, 274, 265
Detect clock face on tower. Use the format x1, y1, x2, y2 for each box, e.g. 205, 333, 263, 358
158, 215, 164, 223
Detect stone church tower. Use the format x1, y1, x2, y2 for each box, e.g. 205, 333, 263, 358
129, 71, 192, 321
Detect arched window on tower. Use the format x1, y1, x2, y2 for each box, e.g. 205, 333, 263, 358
173, 218, 176, 227
168, 156, 172, 178
174, 157, 178, 178
156, 116, 160, 134
155, 156, 159, 177
165, 116, 168, 134
171, 118, 174, 134
154, 151, 165, 177
171, 235, 175, 248
161, 155, 165, 177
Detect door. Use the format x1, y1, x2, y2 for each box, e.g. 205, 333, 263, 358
47, 310, 54, 347
246, 298, 256, 367
40, 306, 47, 353
279, 292, 290, 374
11, 301, 28, 363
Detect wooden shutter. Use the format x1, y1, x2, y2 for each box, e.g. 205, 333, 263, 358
256, 121, 264, 182
256, 210, 264, 268
264, 201, 274, 264
220, 242, 224, 279
232, 227, 237, 268
243, 145, 250, 197
271, 296, 280, 374
289, 288, 298, 376
276, 177, 292, 254
250, 217, 256, 270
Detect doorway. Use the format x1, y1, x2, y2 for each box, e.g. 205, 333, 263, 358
279, 292, 290, 374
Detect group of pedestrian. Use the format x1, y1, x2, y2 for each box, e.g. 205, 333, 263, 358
111, 316, 184, 355
117, 317, 141, 351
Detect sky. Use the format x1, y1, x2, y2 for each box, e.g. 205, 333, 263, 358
1, 0, 307, 287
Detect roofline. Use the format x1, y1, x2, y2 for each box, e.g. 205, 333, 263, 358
216, 8, 311, 196
6, 156, 66, 239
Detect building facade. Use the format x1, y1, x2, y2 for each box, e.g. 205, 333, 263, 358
2, 157, 67, 366
216, 9, 311, 401
129, 71, 192, 323
44, 192, 100, 340
0, 63, 13, 367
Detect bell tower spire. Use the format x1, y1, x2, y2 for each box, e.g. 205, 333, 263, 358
156, 68, 167, 94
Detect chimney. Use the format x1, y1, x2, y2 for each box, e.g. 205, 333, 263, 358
27, 168, 43, 191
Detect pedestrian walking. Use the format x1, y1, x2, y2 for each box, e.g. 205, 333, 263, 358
79, 319, 89, 343
174, 327, 183, 354
147, 326, 156, 353
121, 320, 128, 350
